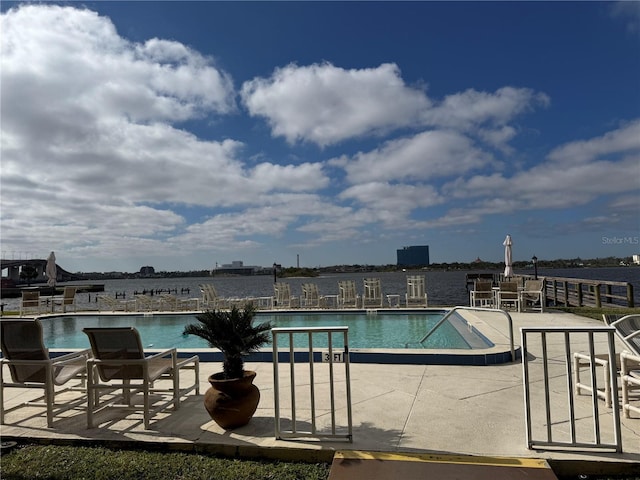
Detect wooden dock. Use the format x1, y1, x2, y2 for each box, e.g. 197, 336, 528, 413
541, 276, 634, 308
466, 273, 635, 308
0, 284, 105, 299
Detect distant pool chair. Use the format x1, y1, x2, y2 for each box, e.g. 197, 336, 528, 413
406, 275, 428, 307
496, 281, 520, 311
97, 294, 135, 312
20, 291, 46, 317
301, 283, 322, 308
199, 284, 227, 310
159, 294, 199, 311
362, 278, 383, 309
52, 286, 78, 313
134, 294, 160, 312
83, 327, 199, 429
338, 280, 359, 308
1, 319, 91, 427
469, 281, 494, 308
274, 282, 296, 309
519, 278, 545, 312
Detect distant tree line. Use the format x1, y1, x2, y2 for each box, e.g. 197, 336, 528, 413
71, 256, 635, 281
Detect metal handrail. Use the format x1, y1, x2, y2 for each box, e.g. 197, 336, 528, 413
420, 306, 515, 362
521, 326, 622, 452
272, 326, 353, 442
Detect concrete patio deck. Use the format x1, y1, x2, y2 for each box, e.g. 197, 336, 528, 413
1, 310, 639, 477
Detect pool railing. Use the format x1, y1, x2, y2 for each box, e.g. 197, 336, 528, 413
420, 306, 516, 362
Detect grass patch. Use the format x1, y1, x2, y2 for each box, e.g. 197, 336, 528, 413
1, 444, 331, 480
2, 444, 639, 480
553, 307, 640, 321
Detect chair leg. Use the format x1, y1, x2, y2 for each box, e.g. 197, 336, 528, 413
45, 382, 55, 428
123, 378, 131, 405
143, 382, 150, 430
195, 360, 200, 395
87, 365, 95, 428
573, 354, 581, 397
0, 366, 4, 425
173, 368, 180, 410
45, 364, 54, 428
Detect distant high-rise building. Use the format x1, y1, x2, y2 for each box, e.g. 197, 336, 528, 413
397, 246, 430, 267
139, 266, 155, 276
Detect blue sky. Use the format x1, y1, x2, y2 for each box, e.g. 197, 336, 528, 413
1, 1, 639, 273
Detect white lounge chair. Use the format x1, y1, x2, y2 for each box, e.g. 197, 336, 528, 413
606, 314, 640, 418
301, 283, 322, 308
97, 294, 135, 312
159, 294, 199, 311
338, 280, 358, 309
405, 275, 428, 307
134, 294, 160, 312
274, 282, 296, 309
362, 278, 383, 308
200, 284, 228, 310
577, 314, 640, 414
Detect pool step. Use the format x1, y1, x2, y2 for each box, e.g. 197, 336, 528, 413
328, 451, 558, 480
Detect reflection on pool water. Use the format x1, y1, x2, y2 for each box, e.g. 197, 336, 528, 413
39, 310, 492, 351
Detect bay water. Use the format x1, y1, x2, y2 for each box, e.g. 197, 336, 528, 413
3, 267, 638, 311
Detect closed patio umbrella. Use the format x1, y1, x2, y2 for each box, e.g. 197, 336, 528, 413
503, 235, 513, 278
46, 251, 57, 287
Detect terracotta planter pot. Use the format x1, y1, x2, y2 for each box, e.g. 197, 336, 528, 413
204, 370, 260, 429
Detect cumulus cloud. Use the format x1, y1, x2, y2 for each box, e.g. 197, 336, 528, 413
444, 121, 640, 214
2, 5, 236, 127
335, 130, 494, 184
241, 62, 431, 147
1, 4, 331, 261
547, 119, 640, 165
421, 87, 550, 130
242, 62, 548, 153
340, 182, 442, 228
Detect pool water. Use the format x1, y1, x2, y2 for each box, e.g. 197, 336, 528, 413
40, 311, 492, 350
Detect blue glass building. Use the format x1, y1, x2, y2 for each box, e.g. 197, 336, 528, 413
397, 245, 430, 267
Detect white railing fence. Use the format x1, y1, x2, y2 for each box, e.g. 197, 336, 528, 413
272, 326, 353, 442
521, 326, 622, 452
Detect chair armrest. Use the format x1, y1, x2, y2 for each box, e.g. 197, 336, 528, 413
88, 358, 148, 367
573, 352, 610, 367
621, 351, 640, 376
1, 358, 53, 367
621, 351, 640, 363
145, 348, 177, 362
625, 330, 640, 341
610, 315, 640, 328
176, 355, 199, 369
51, 349, 92, 365
1, 349, 90, 368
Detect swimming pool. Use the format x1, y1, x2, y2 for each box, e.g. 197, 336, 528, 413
37, 310, 519, 365
38, 311, 480, 349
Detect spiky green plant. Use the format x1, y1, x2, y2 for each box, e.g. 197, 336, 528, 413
183, 304, 272, 379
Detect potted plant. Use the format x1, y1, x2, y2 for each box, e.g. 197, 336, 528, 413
183, 303, 271, 429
